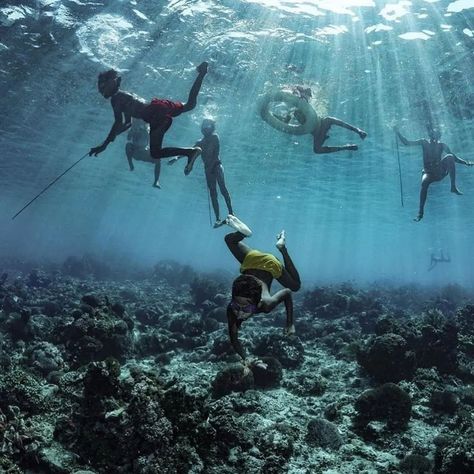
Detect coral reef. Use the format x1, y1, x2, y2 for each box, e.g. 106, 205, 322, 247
0, 261, 473, 472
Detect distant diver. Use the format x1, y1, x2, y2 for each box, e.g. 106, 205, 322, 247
89, 61, 209, 173
394, 124, 473, 221
224, 215, 301, 369
125, 119, 162, 188
259, 85, 367, 154
169, 118, 234, 227
428, 250, 451, 271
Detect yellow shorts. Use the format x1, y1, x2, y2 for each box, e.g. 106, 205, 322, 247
240, 250, 283, 279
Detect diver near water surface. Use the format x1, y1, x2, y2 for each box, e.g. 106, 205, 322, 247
264, 85, 367, 154
428, 249, 451, 271
125, 120, 162, 188
89, 62, 209, 172
295, 86, 367, 154
394, 124, 473, 221
224, 215, 301, 370
169, 118, 234, 227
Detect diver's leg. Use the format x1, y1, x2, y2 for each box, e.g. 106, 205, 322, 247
312, 120, 358, 154
275, 231, 301, 292
153, 160, 161, 188
125, 143, 135, 170
443, 155, 462, 195
181, 62, 208, 113
415, 174, 432, 221
224, 229, 252, 264
216, 165, 234, 215
314, 144, 358, 154
150, 121, 201, 163
206, 172, 220, 221
326, 116, 367, 139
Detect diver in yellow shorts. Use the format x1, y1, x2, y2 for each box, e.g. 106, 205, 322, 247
224, 215, 301, 367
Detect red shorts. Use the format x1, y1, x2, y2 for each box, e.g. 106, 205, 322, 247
141, 98, 184, 127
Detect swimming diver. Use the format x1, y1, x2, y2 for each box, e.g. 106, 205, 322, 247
428, 250, 451, 271
89, 62, 209, 173
224, 215, 301, 370
275, 85, 367, 154
169, 118, 234, 227
125, 119, 162, 188
394, 124, 473, 221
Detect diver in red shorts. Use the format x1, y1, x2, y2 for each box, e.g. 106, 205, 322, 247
89, 62, 208, 173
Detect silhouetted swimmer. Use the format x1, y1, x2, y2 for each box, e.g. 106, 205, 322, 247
428, 250, 451, 271
125, 120, 162, 188
89, 62, 209, 173
224, 215, 301, 370
169, 118, 234, 227
394, 124, 473, 221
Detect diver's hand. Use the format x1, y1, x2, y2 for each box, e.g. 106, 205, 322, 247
89, 144, 107, 156
168, 157, 179, 166
466, 161, 474, 167
129, 165, 134, 171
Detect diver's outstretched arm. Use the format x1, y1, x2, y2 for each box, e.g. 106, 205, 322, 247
227, 308, 246, 360
125, 143, 134, 171
260, 289, 295, 334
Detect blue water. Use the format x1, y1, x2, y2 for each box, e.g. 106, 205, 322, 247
1, 0, 473, 286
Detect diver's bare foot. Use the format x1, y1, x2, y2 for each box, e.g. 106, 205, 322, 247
358, 129, 367, 140
213, 219, 226, 229
276, 230, 286, 250
347, 144, 358, 151
414, 213, 423, 222
153, 182, 161, 189
451, 187, 463, 195
225, 214, 252, 237
184, 147, 201, 175
285, 324, 295, 336
196, 61, 208, 75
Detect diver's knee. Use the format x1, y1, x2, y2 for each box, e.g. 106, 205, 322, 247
290, 282, 301, 292
150, 148, 161, 159
224, 233, 235, 245
182, 102, 195, 112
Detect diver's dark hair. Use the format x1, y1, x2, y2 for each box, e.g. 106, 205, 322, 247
232, 275, 262, 303
98, 69, 119, 82
202, 118, 216, 128
426, 123, 441, 136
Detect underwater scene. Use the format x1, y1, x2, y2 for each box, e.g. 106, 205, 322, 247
1, 0, 474, 472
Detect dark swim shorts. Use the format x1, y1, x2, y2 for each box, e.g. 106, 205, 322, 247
141, 98, 184, 127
